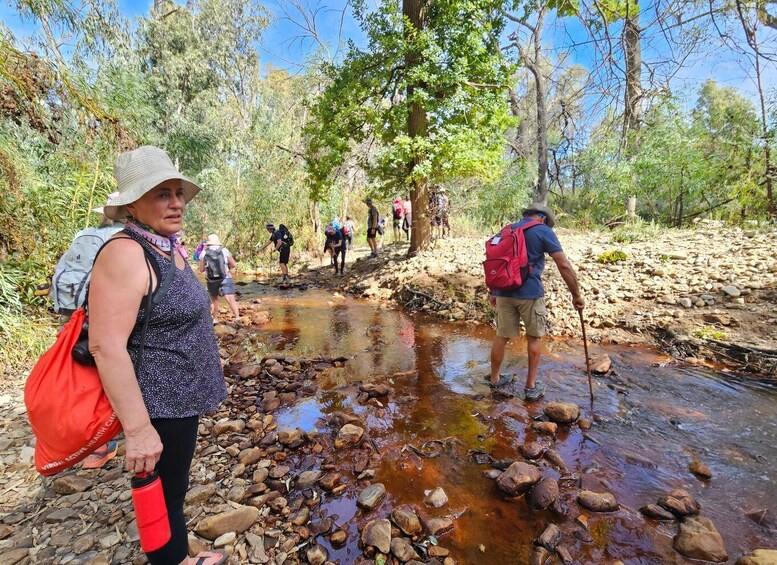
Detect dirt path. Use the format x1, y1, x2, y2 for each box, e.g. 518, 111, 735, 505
299, 226, 777, 376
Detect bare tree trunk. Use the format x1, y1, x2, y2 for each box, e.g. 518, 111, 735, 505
752, 31, 776, 216
530, 10, 549, 205
733, 0, 776, 217
623, 5, 642, 147
404, 0, 430, 255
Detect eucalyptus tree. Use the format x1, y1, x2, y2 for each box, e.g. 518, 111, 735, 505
304, 0, 513, 254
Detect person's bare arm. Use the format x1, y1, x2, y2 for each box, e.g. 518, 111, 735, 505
89, 238, 162, 474
199, 256, 206, 273
227, 254, 237, 273
551, 251, 584, 310
275, 240, 283, 251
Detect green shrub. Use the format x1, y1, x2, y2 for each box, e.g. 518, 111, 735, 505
597, 250, 628, 264
694, 326, 726, 340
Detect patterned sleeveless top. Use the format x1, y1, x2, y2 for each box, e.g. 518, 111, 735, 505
123, 229, 226, 419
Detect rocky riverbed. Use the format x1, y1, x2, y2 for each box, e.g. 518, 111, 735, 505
309, 225, 777, 376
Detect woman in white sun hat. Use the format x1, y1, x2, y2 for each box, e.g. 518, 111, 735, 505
88, 146, 227, 565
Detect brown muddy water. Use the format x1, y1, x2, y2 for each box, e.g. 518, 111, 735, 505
240, 282, 777, 564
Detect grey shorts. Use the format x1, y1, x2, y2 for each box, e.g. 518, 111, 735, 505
207, 278, 235, 297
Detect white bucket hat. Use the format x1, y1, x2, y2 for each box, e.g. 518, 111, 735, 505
206, 234, 221, 247
103, 146, 201, 220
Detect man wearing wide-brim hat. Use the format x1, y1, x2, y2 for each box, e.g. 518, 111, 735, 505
486, 202, 584, 401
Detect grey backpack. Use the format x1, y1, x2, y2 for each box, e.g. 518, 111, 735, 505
50, 226, 123, 313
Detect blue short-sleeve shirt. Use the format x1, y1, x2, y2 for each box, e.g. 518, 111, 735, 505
492, 219, 563, 299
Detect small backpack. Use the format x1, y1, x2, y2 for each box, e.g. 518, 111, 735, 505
51, 226, 123, 313
204, 248, 226, 281
342, 223, 352, 236
482, 220, 543, 291
279, 224, 294, 246
393, 202, 403, 219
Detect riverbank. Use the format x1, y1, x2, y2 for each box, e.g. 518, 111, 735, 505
302, 225, 777, 376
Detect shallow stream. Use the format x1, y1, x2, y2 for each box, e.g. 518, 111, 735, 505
241, 282, 777, 563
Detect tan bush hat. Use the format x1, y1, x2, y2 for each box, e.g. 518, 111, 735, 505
206, 234, 221, 247
522, 203, 556, 228
104, 146, 201, 220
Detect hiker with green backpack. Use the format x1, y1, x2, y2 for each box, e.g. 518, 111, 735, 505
198, 234, 240, 324
258, 222, 293, 284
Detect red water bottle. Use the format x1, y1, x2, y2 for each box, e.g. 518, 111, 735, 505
131, 471, 171, 552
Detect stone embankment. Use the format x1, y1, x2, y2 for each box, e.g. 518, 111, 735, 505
324, 226, 777, 375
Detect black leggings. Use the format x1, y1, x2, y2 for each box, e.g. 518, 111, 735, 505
146, 416, 199, 565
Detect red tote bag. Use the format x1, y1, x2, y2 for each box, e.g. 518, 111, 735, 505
25, 308, 121, 476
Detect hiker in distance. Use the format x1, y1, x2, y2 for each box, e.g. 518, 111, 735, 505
487, 204, 584, 401
324, 223, 347, 274
199, 234, 240, 324
365, 198, 380, 257
258, 222, 293, 285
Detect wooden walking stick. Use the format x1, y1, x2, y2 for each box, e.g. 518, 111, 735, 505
579, 309, 594, 401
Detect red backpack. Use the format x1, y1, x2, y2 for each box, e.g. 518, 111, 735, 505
482, 220, 543, 291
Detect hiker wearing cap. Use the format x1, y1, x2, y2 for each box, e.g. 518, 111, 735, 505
198, 234, 240, 324
88, 146, 227, 565
365, 198, 379, 257
258, 223, 293, 284
324, 223, 347, 274
487, 204, 584, 402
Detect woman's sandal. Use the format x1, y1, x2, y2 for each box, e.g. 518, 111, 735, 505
191, 550, 227, 565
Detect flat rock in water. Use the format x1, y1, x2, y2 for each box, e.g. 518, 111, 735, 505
496, 462, 542, 496
673, 516, 728, 563
658, 489, 700, 518
578, 490, 619, 512
422, 516, 454, 536
544, 402, 580, 424
391, 537, 419, 562
640, 504, 677, 521
296, 470, 322, 489
391, 509, 422, 536
334, 424, 364, 448
532, 421, 558, 436
527, 477, 559, 510
357, 483, 386, 510
590, 354, 612, 374
530, 547, 552, 565
423, 487, 449, 508
195, 505, 259, 540
689, 459, 713, 479
736, 549, 777, 565
520, 441, 547, 460
536, 523, 562, 551
306, 545, 328, 565
361, 519, 391, 554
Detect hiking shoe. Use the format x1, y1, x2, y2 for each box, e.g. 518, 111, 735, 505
523, 383, 546, 402
488, 374, 514, 388
82, 441, 118, 469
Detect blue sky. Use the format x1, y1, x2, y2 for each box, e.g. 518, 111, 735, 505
1, 0, 773, 107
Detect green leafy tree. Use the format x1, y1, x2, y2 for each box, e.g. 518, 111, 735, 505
305, 0, 513, 254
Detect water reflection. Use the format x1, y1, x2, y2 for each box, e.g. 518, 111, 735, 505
242, 283, 777, 563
